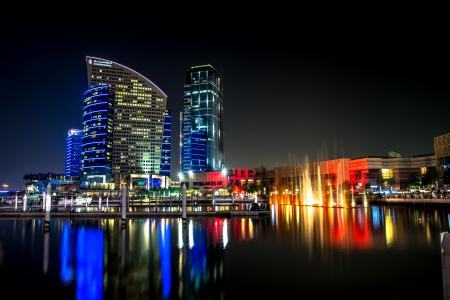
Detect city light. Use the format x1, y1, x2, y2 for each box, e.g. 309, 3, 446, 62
1, 24, 449, 300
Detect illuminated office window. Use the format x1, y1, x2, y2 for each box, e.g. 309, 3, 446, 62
381, 169, 393, 179
420, 166, 427, 175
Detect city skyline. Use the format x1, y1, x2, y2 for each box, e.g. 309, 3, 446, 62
2, 21, 450, 188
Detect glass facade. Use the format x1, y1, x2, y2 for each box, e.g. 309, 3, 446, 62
159, 109, 171, 177
81, 86, 113, 183
86, 56, 168, 184
181, 65, 224, 173
65, 129, 82, 177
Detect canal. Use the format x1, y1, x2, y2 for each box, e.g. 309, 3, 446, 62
0, 204, 448, 299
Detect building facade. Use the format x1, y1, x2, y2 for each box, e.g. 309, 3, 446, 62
181, 65, 224, 173
65, 129, 82, 177
86, 56, 168, 187
266, 154, 436, 195
180, 168, 258, 195
159, 109, 171, 177
349, 154, 436, 191
81, 86, 114, 184
435, 132, 450, 173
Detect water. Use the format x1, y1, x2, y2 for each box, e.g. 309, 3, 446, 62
0, 204, 448, 299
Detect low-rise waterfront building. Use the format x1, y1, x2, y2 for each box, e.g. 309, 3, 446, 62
266, 153, 436, 195
349, 153, 436, 191
179, 168, 262, 195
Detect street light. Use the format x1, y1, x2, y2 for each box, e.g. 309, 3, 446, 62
221, 168, 227, 176
178, 172, 184, 181
2, 184, 8, 190
188, 170, 193, 177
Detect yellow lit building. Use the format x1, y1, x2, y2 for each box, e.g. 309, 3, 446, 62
86, 56, 168, 187
434, 132, 450, 174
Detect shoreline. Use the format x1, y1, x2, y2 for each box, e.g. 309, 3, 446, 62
370, 198, 450, 206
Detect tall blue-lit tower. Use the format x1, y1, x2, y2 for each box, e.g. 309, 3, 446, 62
181, 65, 224, 173
65, 129, 83, 177
81, 85, 114, 183
159, 109, 171, 177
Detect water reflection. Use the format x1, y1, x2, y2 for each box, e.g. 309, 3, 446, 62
269, 204, 449, 251
76, 228, 103, 300
158, 220, 171, 299
0, 204, 449, 299
60, 222, 74, 284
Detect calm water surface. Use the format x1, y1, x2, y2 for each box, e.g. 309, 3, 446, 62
0, 204, 448, 299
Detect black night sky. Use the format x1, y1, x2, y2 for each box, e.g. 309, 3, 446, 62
2, 16, 450, 188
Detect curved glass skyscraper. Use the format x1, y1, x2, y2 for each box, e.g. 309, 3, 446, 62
86, 56, 169, 186
81, 86, 113, 183
181, 65, 224, 173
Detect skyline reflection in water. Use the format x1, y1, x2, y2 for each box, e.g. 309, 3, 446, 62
0, 204, 449, 299
270, 204, 448, 250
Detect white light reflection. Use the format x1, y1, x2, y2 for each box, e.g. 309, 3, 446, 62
178, 219, 184, 249
188, 219, 194, 249
222, 219, 228, 249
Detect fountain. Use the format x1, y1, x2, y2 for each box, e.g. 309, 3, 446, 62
328, 183, 335, 207
351, 188, 356, 207
271, 157, 354, 208
302, 160, 315, 206
363, 192, 368, 207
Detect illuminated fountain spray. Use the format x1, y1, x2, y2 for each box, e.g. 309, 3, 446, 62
316, 165, 323, 206
363, 191, 368, 207
328, 183, 335, 207
302, 160, 315, 206
351, 188, 355, 207
336, 160, 345, 207
271, 157, 352, 208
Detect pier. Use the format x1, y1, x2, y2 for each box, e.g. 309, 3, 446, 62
0, 197, 270, 219
0, 210, 269, 219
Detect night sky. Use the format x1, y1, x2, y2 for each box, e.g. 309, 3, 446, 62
2, 17, 449, 188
